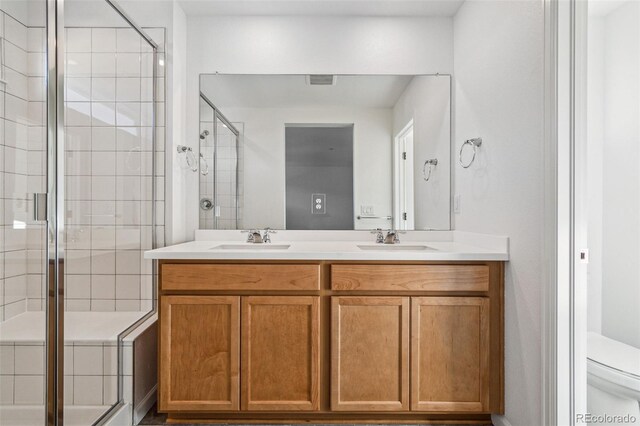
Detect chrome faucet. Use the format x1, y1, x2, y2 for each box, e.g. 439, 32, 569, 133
262, 228, 276, 243
242, 228, 276, 243
371, 229, 385, 244
383, 229, 405, 244
242, 229, 263, 243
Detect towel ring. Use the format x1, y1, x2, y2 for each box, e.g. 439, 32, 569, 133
200, 153, 209, 176
177, 145, 198, 172
423, 158, 438, 181
459, 137, 482, 168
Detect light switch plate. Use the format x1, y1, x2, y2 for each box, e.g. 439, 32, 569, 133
361, 205, 374, 215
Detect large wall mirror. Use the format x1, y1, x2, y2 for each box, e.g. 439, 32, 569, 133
199, 74, 451, 231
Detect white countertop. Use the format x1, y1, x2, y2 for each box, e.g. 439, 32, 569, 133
145, 231, 509, 261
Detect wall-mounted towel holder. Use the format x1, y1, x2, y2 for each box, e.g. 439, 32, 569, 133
423, 158, 438, 181
459, 137, 482, 168
177, 145, 198, 172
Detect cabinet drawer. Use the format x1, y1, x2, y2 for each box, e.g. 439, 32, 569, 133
161, 263, 321, 291
331, 264, 489, 292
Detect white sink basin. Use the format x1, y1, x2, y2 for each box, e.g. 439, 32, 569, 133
212, 244, 291, 250
357, 244, 437, 251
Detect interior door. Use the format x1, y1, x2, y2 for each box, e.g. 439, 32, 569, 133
394, 122, 414, 230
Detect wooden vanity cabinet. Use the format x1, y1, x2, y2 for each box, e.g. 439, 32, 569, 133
331, 296, 410, 411
411, 297, 490, 412
159, 295, 240, 411
158, 260, 504, 423
241, 296, 320, 411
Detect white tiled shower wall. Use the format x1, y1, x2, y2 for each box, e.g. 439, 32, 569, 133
0, 10, 46, 321
0, 341, 132, 407
1, 17, 167, 318
0, 18, 165, 409
61, 26, 166, 313
198, 116, 243, 230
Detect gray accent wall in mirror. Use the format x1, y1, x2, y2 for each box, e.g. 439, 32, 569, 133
199, 74, 451, 231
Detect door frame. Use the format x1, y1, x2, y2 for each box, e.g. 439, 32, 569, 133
393, 120, 415, 230
543, 0, 589, 425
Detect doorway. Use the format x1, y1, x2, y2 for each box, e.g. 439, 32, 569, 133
285, 124, 354, 230
393, 121, 415, 231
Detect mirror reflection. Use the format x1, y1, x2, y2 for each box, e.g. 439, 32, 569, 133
199, 74, 451, 231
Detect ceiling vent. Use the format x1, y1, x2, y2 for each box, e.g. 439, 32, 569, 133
307, 74, 336, 86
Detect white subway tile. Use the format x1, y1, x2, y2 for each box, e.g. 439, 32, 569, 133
103, 375, 117, 405
0, 375, 14, 404
66, 275, 91, 299
14, 345, 44, 375
74, 345, 103, 375
27, 28, 45, 53
73, 375, 102, 405
91, 101, 116, 126
91, 53, 116, 77
91, 151, 115, 176
14, 375, 44, 404
91, 176, 116, 200
91, 299, 115, 312
91, 28, 116, 53
65, 126, 91, 151
116, 78, 141, 102
5, 16, 27, 50
90, 250, 115, 274
91, 226, 115, 250
67, 28, 91, 53
91, 275, 115, 299
117, 28, 140, 53
66, 53, 91, 77
0, 345, 15, 375
92, 127, 116, 151
66, 299, 90, 311
91, 78, 116, 102
64, 102, 92, 127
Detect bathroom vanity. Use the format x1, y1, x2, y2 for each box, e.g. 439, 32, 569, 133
146, 232, 507, 424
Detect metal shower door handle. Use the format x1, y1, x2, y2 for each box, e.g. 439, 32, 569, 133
33, 193, 47, 222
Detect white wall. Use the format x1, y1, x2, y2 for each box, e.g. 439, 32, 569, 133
186, 15, 454, 236
393, 75, 451, 230
598, 2, 640, 348
221, 106, 393, 230
587, 15, 604, 335
453, 1, 544, 425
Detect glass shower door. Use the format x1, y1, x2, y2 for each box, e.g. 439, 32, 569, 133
0, 1, 49, 424
61, 0, 159, 424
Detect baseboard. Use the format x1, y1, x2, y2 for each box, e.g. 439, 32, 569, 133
491, 414, 513, 426
133, 385, 157, 425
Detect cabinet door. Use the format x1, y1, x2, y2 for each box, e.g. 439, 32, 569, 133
411, 297, 490, 412
331, 297, 410, 411
159, 295, 240, 411
241, 296, 320, 411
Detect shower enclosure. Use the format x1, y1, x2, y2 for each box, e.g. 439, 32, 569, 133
0, 1, 162, 425
199, 93, 240, 229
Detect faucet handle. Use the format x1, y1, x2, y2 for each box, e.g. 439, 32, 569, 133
241, 229, 261, 243
371, 228, 385, 244
262, 228, 276, 243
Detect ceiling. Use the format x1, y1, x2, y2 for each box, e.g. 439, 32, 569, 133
200, 74, 416, 109
178, 0, 465, 17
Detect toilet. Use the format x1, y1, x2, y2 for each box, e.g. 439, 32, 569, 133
587, 332, 640, 425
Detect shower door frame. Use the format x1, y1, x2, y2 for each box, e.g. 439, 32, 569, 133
45, 1, 160, 425
199, 92, 240, 229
